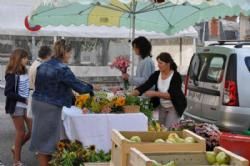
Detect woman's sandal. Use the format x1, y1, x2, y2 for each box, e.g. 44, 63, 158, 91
11, 146, 15, 159
0, 160, 5, 166
13, 161, 25, 166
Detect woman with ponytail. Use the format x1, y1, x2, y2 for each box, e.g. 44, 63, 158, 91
132, 52, 187, 128
29, 39, 93, 166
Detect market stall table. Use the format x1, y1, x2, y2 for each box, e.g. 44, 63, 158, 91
61, 106, 148, 152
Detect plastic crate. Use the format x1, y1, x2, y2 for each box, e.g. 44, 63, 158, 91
220, 132, 250, 163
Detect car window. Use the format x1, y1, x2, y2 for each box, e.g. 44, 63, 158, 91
245, 57, 250, 72
188, 54, 200, 80
195, 53, 226, 83
207, 57, 225, 83
198, 55, 209, 81
188, 53, 210, 82
188, 53, 226, 83
188, 54, 209, 82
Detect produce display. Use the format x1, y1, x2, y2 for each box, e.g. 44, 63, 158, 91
49, 140, 111, 166
152, 160, 176, 166
206, 151, 230, 165
65, 91, 246, 166
148, 120, 166, 132
112, 129, 206, 166
71, 93, 244, 166
165, 133, 196, 144
129, 136, 142, 143
130, 144, 250, 166
127, 132, 196, 144
151, 151, 230, 166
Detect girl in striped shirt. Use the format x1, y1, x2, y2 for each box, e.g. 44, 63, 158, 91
4, 49, 31, 166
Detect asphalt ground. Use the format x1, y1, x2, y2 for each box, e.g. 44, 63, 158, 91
0, 88, 38, 166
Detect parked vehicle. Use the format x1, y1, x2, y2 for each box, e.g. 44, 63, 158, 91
184, 41, 250, 132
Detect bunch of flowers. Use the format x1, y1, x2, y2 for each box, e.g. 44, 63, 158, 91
49, 140, 111, 166
112, 96, 126, 107
75, 94, 90, 109
90, 96, 111, 113
170, 119, 196, 131
110, 56, 130, 89
170, 119, 221, 150
74, 92, 154, 117
195, 123, 221, 150
87, 92, 112, 113
110, 56, 130, 73
75, 92, 125, 113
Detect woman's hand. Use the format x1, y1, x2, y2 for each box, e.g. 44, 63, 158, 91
93, 84, 101, 91
121, 73, 129, 80
110, 86, 122, 93
82, 107, 89, 114
131, 90, 140, 96
144, 90, 158, 97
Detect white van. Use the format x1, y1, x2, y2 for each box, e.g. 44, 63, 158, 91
184, 41, 250, 132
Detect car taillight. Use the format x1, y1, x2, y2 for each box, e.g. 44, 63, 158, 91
223, 80, 239, 106
184, 75, 189, 96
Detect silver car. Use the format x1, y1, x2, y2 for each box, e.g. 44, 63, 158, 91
184, 41, 250, 132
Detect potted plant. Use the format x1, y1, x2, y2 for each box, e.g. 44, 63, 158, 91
123, 95, 140, 113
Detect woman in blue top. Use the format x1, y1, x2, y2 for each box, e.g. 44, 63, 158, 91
122, 36, 155, 87
29, 39, 93, 166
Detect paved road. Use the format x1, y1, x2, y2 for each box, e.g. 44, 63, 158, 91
0, 88, 38, 166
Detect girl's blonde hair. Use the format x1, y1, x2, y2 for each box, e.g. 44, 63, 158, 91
6, 48, 28, 75
53, 39, 72, 60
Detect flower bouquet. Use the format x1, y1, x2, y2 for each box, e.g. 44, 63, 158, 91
75, 94, 90, 109
90, 96, 111, 113
170, 119, 221, 150
49, 140, 111, 166
109, 95, 126, 113
110, 55, 130, 90
75, 92, 121, 114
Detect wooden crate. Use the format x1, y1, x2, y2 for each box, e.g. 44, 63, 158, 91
84, 163, 109, 166
111, 129, 206, 166
129, 146, 249, 166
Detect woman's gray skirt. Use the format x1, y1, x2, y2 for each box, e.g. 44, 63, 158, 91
29, 99, 62, 155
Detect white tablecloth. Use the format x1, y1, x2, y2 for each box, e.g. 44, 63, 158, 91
61, 106, 148, 152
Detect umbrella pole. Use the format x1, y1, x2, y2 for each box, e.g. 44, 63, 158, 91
31, 36, 36, 61
179, 37, 182, 68
130, 0, 136, 88
131, 14, 135, 85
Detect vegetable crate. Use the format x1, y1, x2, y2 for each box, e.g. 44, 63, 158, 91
84, 162, 110, 166
129, 146, 249, 166
111, 129, 206, 166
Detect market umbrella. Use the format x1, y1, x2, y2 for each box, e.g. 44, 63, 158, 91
29, 0, 250, 35
28, 0, 250, 77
